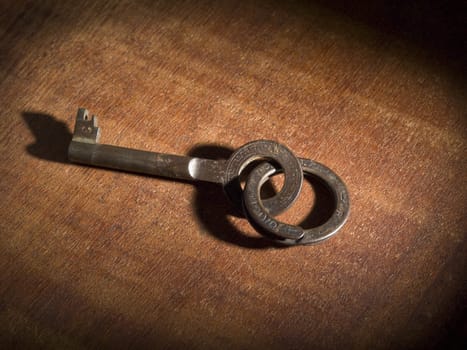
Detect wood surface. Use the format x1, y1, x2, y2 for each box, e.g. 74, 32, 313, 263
0, 1, 465, 349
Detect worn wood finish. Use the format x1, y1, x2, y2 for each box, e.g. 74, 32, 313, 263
1, 1, 465, 348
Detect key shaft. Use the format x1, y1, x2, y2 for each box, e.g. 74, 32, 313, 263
69, 141, 226, 183
68, 108, 225, 184
68, 108, 226, 183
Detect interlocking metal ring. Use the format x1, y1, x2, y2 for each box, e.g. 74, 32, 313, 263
243, 158, 350, 245
223, 140, 303, 216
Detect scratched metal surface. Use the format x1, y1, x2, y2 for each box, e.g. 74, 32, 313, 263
0, 1, 465, 348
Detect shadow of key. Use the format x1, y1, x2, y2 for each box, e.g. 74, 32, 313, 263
22, 112, 72, 163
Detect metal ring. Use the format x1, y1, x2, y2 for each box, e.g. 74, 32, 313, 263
243, 158, 350, 245
223, 140, 303, 216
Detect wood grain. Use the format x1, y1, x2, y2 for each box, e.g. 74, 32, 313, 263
1, 1, 465, 349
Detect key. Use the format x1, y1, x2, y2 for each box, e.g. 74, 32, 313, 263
68, 108, 303, 217
68, 108, 351, 245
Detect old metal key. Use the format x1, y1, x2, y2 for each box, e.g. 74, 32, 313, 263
68, 108, 350, 245
68, 108, 303, 219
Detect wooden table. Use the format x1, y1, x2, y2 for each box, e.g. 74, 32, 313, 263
1, 1, 465, 348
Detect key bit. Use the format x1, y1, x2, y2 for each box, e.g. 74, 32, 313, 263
71, 108, 100, 143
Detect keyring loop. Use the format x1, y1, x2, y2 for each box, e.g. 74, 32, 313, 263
243, 158, 350, 245
223, 140, 303, 216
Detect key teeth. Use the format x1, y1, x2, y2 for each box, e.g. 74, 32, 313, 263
77, 108, 89, 121
77, 108, 99, 126
72, 107, 101, 143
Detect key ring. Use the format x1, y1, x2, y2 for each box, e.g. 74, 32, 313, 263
223, 140, 303, 217
243, 158, 350, 245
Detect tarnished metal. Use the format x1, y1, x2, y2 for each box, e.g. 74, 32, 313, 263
223, 140, 303, 216
243, 159, 350, 244
68, 108, 350, 245
71, 108, 101, 143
